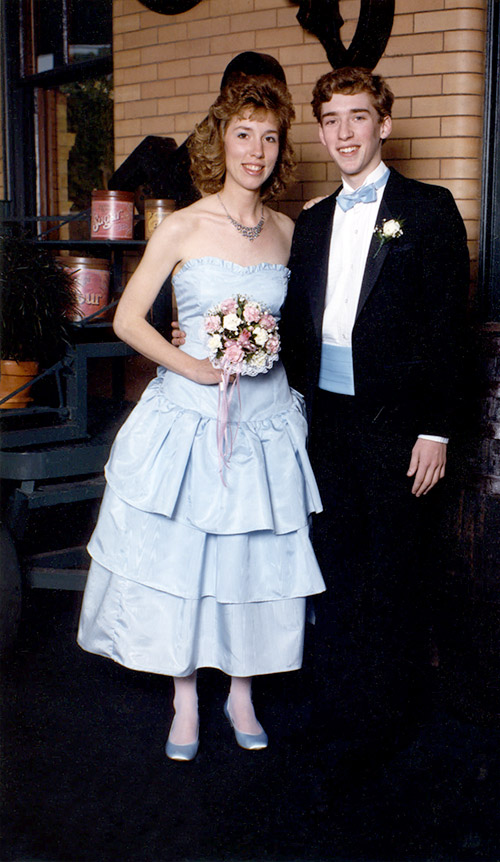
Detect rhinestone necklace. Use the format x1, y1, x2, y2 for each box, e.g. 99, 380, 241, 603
217, 194, 265, 242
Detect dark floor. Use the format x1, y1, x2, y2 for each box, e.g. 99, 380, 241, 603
1, 589, 499, 862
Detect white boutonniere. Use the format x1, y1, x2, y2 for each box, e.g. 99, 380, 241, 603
373, 218, 404, 257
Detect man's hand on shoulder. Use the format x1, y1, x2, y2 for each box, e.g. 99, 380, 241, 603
407, 438, 447, 497
302, 196, 327, 211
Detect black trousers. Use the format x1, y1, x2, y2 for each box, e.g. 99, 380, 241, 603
307, 388, 445, 742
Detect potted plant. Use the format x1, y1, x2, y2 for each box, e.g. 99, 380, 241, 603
0, 232, 79, 409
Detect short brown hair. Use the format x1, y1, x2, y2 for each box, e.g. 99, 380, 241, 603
188, 73, 296, 201
311, 67, 394, 123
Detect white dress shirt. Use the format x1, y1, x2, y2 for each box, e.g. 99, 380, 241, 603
322, 161, 447, 445
323, 161, 387, 347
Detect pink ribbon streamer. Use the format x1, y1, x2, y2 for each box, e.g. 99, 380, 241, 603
216, 364, 241, 484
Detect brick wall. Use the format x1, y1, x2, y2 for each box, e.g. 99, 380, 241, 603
113, 0, 487, 281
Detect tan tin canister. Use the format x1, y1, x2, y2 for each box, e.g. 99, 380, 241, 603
91, 190, 135, 239
59, 256, 110, 320
144, 198, 176, 239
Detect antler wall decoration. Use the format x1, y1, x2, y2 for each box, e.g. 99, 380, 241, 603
296, 0, 395, 70
136, 0, 395, 71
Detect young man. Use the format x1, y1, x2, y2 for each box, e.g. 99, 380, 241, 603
281, 67, 470, 752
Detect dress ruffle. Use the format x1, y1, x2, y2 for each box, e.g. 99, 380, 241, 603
104, 376, 322, 536
88, 487, 324, 603
78, 564, 307, 677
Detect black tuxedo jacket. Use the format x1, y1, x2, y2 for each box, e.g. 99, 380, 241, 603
281, 168, 470, 439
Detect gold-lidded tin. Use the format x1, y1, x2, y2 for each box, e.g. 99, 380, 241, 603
144, 198, 175, 239
91, 190, 135, 239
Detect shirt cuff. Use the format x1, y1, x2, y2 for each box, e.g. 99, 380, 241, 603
418, 434, 449, 445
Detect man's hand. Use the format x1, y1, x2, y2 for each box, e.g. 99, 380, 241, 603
302, 195, 327, 211
407, 438, 447, 497
171, 320, 186, 347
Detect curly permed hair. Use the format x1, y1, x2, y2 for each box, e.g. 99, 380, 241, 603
187, 73, 296, 201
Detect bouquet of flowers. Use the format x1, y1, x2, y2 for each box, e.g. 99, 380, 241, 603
203, 295, 281, 480
204, 294, 280, 376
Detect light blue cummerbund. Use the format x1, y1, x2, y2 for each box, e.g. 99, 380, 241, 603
318, 342, 355, 395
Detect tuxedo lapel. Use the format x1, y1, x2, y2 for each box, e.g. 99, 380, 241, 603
355, 170, 407, 321
308, 196, 336, 339
355, 196, 393, 320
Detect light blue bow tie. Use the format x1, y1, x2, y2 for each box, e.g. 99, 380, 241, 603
336, 169, 390, 212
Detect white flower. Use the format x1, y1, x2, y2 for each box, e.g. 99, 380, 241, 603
251, 350, 268, 367
208, 334, 222, 350
253, 326, 269, 347
373, 217, 404, 257
223, 312, 241, 332
381, 218, 403, 239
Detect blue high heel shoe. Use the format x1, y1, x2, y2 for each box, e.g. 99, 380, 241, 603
165, 721, 199, 761
224, 697, 268, 750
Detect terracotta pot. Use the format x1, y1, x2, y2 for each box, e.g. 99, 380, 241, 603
0, 360, 39, 409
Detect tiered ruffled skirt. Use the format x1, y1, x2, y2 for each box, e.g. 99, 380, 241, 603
78, 366, 324, 677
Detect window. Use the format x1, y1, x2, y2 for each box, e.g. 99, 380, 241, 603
2, 0, 113, 235
34, 75, 114, 236
21, 0, 112, 76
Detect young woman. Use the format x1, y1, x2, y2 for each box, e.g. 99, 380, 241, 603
78, 71, 324, 761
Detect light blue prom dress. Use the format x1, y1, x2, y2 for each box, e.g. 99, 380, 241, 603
78, 258, 325, 677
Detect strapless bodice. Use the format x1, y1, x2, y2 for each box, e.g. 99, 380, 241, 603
171, 257, 290, 360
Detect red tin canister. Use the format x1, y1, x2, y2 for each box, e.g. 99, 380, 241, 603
91, 190, 135, 239
58, 256, 110, 321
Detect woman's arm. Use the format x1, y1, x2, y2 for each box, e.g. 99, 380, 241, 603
113, 213, 221, 386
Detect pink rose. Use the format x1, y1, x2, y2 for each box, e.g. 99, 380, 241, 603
243, 304, 261, 323
237, 329, 252, 350
259, 313, 276, 331
266, 335, 280, 354
204, 315, 220, 333
224, 342, 244, 364
220, 298, 237, 314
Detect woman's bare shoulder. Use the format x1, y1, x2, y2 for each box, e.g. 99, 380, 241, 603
266, 206, 295, 239
146, 196, 215, 249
